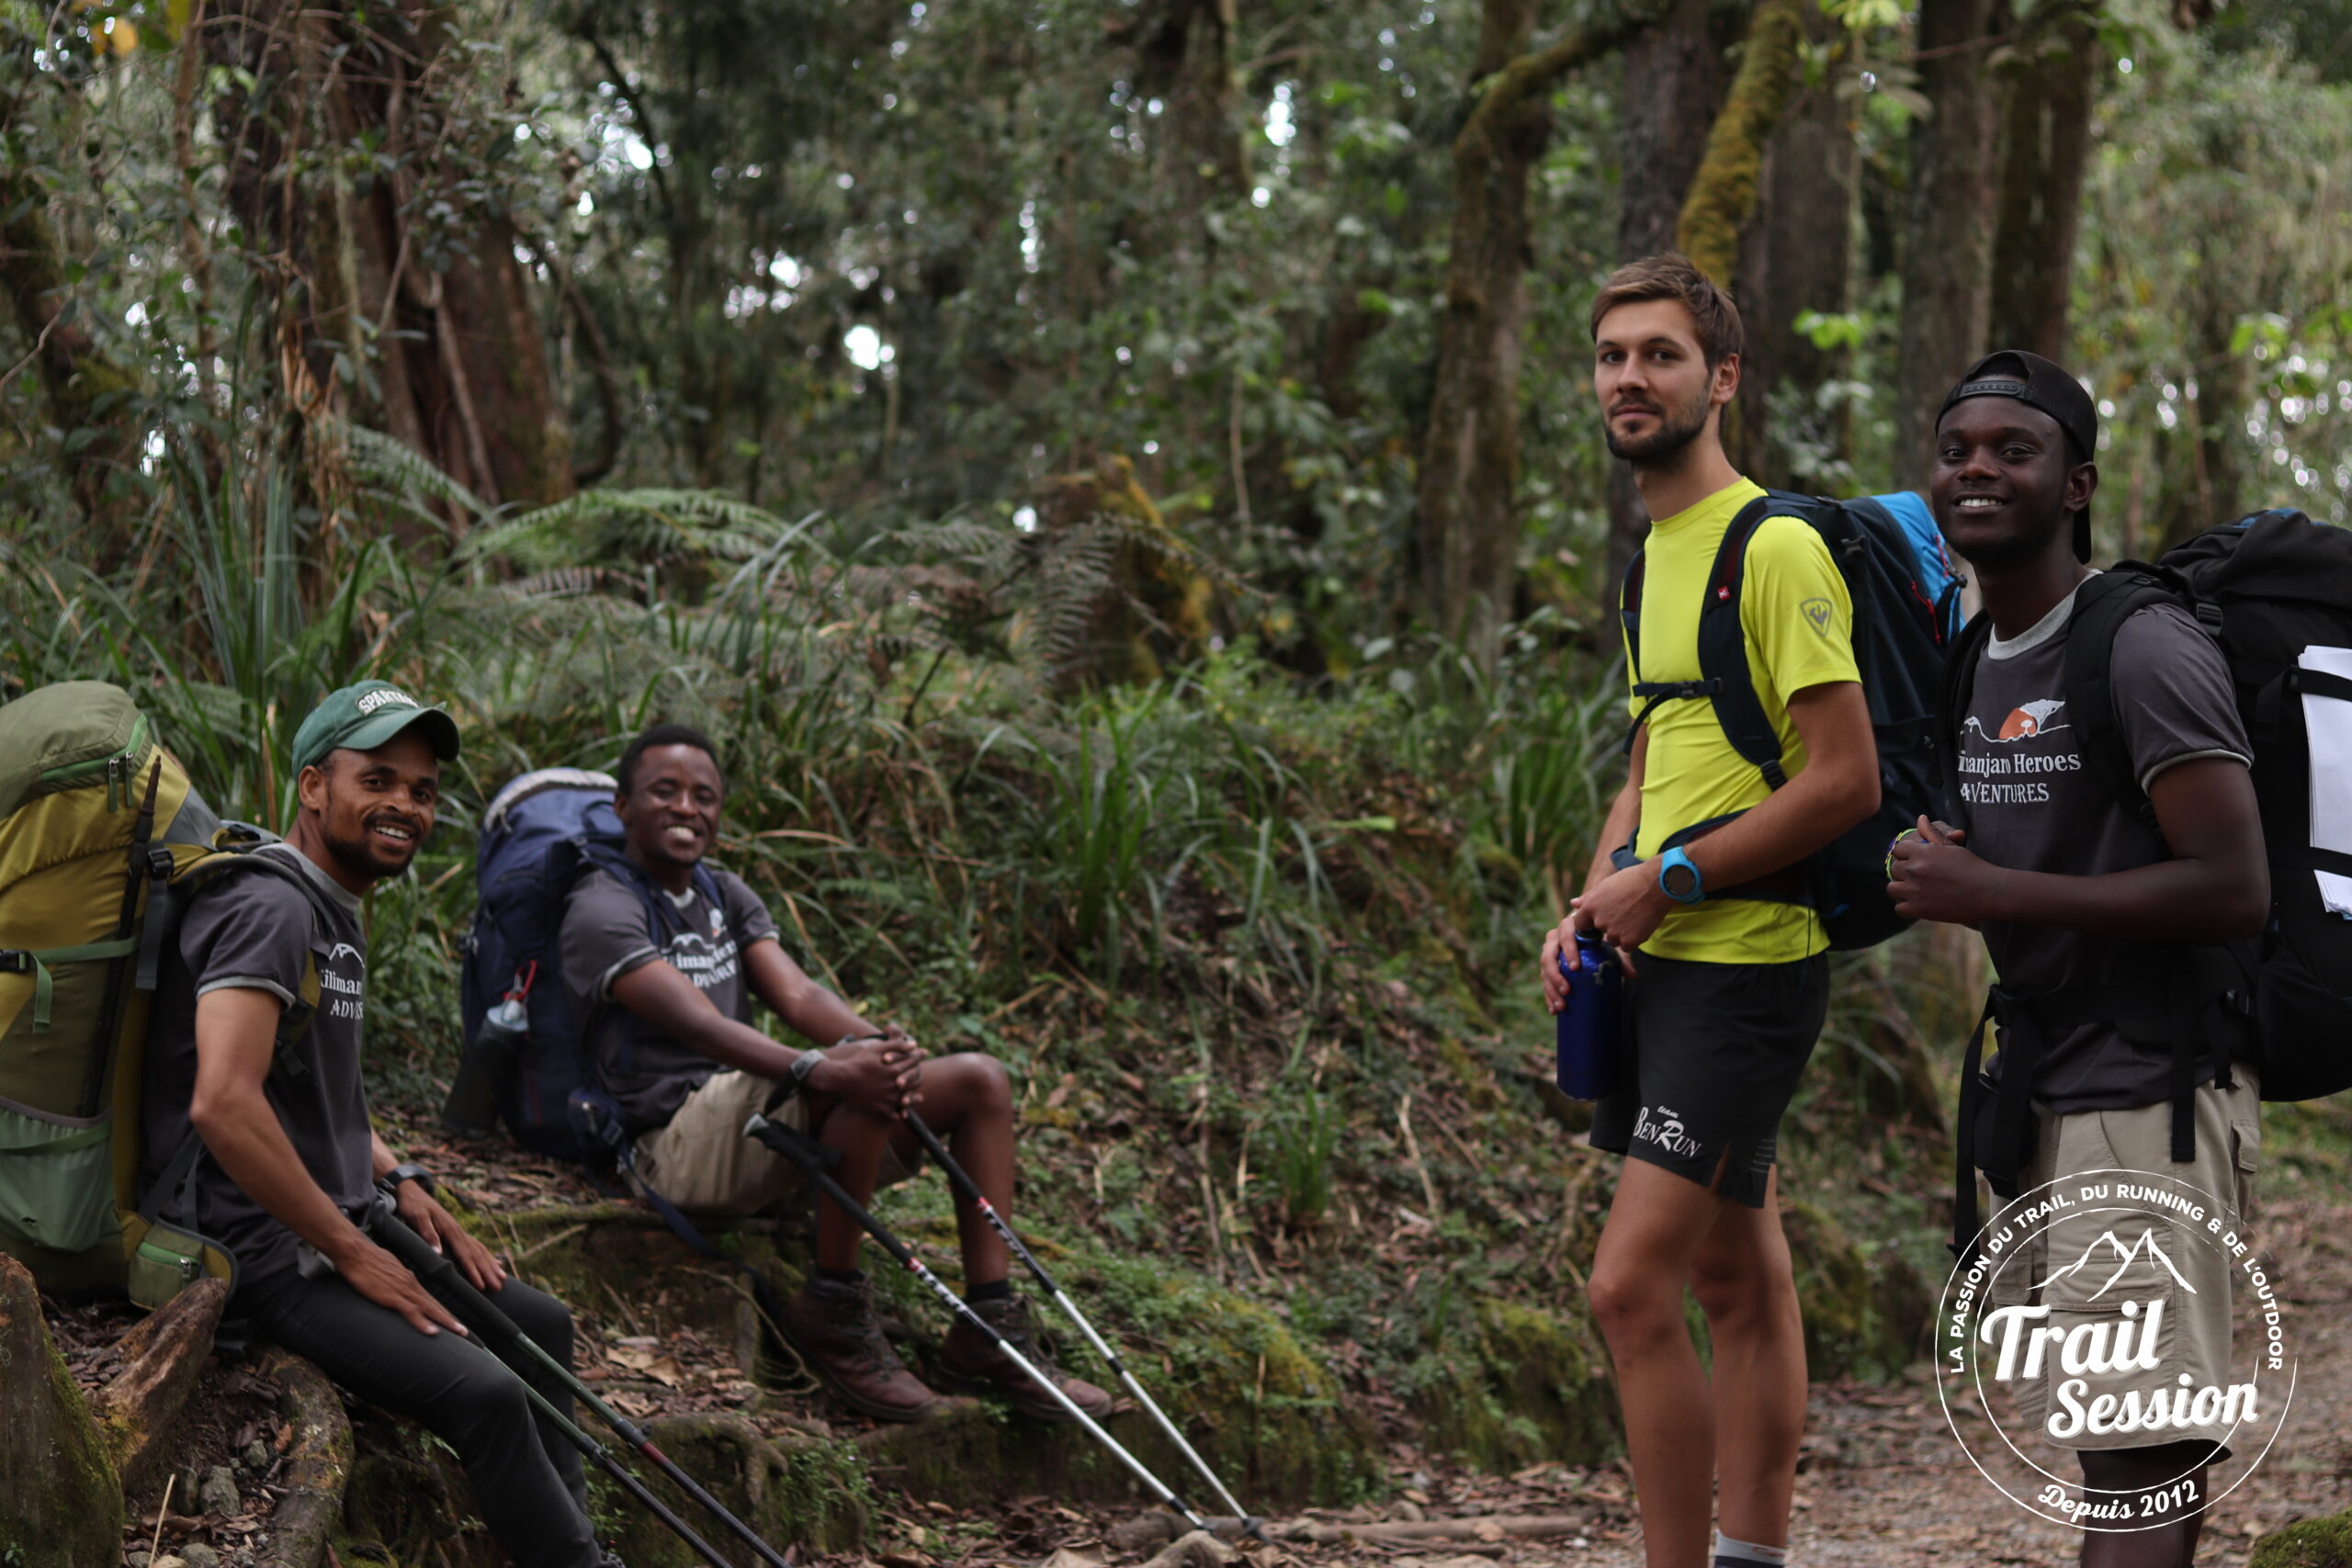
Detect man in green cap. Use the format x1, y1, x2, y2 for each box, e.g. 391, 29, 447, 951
141, 681, 616, 1568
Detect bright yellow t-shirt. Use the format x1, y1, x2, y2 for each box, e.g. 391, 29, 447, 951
1623, 479, 1860, 964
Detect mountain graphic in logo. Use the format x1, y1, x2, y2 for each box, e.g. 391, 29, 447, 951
2028, 1227, 2197, 1299
1962, 698, 2069, 744
325, 942, 365, 965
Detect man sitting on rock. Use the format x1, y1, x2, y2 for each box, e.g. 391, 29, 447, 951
141, 682, 613, 1568
557, 722, 1111, 1424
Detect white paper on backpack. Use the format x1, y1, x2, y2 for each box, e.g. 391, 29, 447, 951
2301, 645, 2352, 918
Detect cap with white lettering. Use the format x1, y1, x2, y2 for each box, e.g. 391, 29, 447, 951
290, 680, 461, 776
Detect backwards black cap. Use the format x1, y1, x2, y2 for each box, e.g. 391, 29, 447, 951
1939, 349, 2100, 561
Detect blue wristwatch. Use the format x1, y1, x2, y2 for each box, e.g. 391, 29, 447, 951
1657, 846, 1704, 905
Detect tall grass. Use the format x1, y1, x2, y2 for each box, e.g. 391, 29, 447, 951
1, 434, 1626, 1100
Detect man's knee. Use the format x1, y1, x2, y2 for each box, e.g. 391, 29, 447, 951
1689, 1238, 1792, 1328
434, 1359, 538, 1442
1587, 1262, 1682, 1348
956, 1052, 1012, 1114
493, 1280, 575, 1362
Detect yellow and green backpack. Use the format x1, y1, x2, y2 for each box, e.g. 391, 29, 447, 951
0, 682, 325, 1305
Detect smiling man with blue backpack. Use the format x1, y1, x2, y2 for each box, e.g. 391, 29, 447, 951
528, 724, 1113, 1426
1538, 254, 1961, 1568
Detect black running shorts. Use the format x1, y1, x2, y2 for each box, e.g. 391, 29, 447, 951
1589, 951, 1830, 1208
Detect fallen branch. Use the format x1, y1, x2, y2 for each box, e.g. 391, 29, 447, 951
253, 1348, 354, 1568
90, 1276, 229, 1491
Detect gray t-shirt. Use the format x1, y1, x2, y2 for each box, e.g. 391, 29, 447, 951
140, 843, 377, 1286
557, 864, 780, 1131
1955, 581, 2252, 1111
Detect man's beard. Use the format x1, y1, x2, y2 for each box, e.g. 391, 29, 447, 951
320, 811, 414, 883
1604, 389, 1712, 465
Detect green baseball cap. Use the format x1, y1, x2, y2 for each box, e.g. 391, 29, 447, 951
290, 681, 462, 776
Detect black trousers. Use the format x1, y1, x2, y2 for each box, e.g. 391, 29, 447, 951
241, 1262, 600, 1568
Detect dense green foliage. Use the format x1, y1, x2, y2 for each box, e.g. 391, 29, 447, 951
1, 0, 2345, 1438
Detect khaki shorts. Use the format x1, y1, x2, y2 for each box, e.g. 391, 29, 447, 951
631, 1070, 921, 1217
1984, 1070, 2261, 1455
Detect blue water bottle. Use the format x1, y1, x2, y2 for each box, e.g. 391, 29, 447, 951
1555, 932, 1623, 1100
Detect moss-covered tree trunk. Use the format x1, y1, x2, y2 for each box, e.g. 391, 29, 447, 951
0, 1256, 125, 1566
1987, 1, 2100, 360
1889, 0, 2007, 490
1417, 2, 1634, 655
1673, 0, 1804, 288
1735, 1, 1861, 490
207, 0, 572, 516
1605, 0, 1735, 592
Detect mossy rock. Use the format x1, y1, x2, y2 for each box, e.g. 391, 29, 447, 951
866, 1228, 1378, 1506
1411, 1299, 1618, 1471
2252, 1511, 2352, 1568
1783, 1198, 1928, 1381
597, 1414, 867, 1564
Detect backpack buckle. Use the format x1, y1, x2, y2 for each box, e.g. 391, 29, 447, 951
0, 951, 31, 975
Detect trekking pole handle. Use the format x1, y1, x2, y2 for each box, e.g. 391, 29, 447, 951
742, 1114, 1210, 1531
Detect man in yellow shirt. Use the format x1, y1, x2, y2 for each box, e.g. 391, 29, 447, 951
1539, 255, 1881, 1568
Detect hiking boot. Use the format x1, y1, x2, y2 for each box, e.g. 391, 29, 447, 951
934, 1292, 1114, 1422
776, 1274, 942, 1422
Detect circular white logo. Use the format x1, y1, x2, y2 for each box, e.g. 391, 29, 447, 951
1935, 1166, 2294, 1531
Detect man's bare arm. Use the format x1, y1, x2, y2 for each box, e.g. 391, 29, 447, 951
190, 989, 463, 1335
610, 944, 923, 1116
1566, 681, 1879, 955
1889, 757, 2267, 938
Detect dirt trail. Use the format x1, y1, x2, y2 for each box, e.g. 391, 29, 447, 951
834, 1191, 2352, 1568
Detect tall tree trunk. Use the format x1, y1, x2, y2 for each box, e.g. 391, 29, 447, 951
1136, 0, 1250, 207
1416, 6, 1634, 653
1987, 1, 2098, 359
1606, 0, 1731, 592
1735, 1, 1860, 490
1674, 0, 1804, 286
208, 0, 571, 520
0, 168, 142, 554
1889, 0, 2007, 490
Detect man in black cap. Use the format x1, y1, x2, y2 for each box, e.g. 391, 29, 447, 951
1889, 354, 2268, 1568
141, 681, 616, 1567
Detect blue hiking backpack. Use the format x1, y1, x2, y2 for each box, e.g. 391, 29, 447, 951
448, 769, 719, 1160
1619, 490, 1966, 950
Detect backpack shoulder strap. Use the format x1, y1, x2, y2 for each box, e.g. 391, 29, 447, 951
1695, 496, 1791, 786
1939, 610, 1996, 819
2062, 570, 2186, 833
167, 843, 334, 1062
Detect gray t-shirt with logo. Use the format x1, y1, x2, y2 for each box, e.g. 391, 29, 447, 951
1954, 580, 2251, 1112
557, 864, 780, 1131
140, 843, 376, 1286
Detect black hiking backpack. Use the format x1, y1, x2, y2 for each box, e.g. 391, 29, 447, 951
1939, 509, 2352, 1122
1619, 490, 1966, 950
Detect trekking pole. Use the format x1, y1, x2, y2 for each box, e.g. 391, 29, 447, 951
504, 1359, 741, 1568
741, 1112, 1210, 1532
900, 1111, 1263, 1539
367, 1203, 794, 1568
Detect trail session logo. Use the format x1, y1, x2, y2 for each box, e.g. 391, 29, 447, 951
1937, 1167, 2293, 1532
1800, 597, 1833, 637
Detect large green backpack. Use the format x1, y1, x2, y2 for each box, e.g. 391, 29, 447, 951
0, 682, 327, 1303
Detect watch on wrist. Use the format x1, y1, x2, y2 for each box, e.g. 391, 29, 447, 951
378, 1162, 435, 1199
784, 1046, 828, 1096
1657, 846, 1705, 905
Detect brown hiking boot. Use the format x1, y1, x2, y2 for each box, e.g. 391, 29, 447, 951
934, 1292, 1114, 1422
776, 1275, 942, 1422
